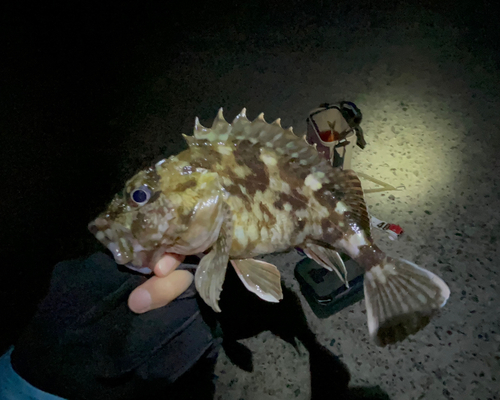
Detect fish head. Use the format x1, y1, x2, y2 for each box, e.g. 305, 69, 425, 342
88, 165, 177, 271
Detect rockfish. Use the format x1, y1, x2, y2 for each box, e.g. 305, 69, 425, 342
89, 108, 450, 346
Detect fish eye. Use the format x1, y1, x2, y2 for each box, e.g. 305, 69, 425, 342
131, 186, 151, 206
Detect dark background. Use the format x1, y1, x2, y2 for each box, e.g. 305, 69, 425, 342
0, 0, 497, 352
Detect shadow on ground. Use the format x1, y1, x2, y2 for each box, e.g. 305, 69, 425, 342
205, 267, 391, 400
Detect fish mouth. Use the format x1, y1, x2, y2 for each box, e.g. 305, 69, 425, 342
88, 218, 149, 269
89, 218, 172, 273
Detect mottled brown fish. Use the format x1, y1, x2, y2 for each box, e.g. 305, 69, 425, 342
89, 108, 450, 346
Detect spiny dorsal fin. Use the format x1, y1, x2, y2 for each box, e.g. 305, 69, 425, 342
194, 116, 210, 136
232, 108, 326, 168
182, 133, 196, 147
211, 108, 230, 132
191, 108, 230, 142
187, 109, 371, 235
187, 108, 325, 169
190, 108, 320, 162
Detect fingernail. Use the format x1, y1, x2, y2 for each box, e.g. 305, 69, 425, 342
158, 262, 171, 276
129, 289, 152, 313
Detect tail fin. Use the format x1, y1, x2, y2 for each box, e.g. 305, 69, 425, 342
363, 258, 450, 347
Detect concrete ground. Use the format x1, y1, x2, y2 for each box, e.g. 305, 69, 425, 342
2, 1, 499, 399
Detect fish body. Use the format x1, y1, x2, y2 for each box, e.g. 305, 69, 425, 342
89, 108, 450, 346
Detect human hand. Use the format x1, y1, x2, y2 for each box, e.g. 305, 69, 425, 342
127, 253, 193, 313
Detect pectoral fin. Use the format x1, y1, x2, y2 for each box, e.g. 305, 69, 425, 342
194, 203, 233, 312
231, 259, 283, 303
303, 244, 349, 287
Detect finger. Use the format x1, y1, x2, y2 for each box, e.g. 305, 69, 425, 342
154, 253, 185, 277
128, 270, 194, 313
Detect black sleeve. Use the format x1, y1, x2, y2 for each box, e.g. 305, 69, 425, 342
10, 252, 221, 400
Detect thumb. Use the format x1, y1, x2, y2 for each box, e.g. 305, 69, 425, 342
128, 270, 194, 313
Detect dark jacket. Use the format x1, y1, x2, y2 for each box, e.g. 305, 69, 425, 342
10, 252, 220, 400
